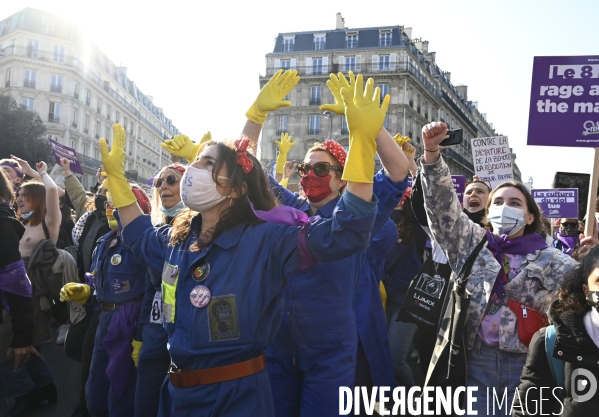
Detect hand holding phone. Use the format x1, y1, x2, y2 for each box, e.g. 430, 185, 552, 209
439, 129, 463, 146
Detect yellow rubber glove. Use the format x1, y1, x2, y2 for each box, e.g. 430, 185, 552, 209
393, 133, 412, 154
246, 69, 300, 124
99, 124, 136, 208
161, 132, 211, 163
131, 340, 143, 367
274, 133, 296, 175
319, 71, 356, 116
341, 75, 390, 183
60, 283, 91, 304
279, 177, 289, 189
379, 281, 387, 311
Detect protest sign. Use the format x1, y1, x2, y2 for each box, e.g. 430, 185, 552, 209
552, 172, 599, 222
49, 139, 83, 175
48, 164, 65, 185
532, 188, 578, 218
527, 55, 599, 148
452, 175, 466, 203
470, 136, 513, 189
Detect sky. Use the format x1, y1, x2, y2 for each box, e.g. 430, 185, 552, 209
1, 0, 597, 188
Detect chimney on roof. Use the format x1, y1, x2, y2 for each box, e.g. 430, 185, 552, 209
336, 13, 345, 30
403, 27, 412, 39
456, 85, 468, 101
443, 71, 451, 82
117, 67, 128, 75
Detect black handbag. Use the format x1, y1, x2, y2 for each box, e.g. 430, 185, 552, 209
424, 234, 488, 414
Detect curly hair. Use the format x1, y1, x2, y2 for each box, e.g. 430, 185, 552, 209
551, 245, 599, 316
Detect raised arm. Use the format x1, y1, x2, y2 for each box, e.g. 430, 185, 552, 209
37, 162, 61, 241
61, 158, 89, 219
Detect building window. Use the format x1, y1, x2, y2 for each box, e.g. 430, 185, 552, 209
283, 38, 295, 52
341, 116, 349, 135
85, 89, 91, 106
95, 121, 101, 138
49, 102, 61, 123
309, 115, 320, 135
378, 83, 389, 102
72, 109, 78, 128
312, 58, 323, 75
83, 143, 88, 156
97, 98, 102, 113
71, 140, 76, 150
53, 46, 65, 63
379, 55, 390, 71
379, 32, 392, 47
345, 57, 356, 72
277, 115, 288, 135
346, 34, 358, 49
23, 69, 36, 88
314, 35, 326, 50
383, 113, 389, 130
5, 68, 11, 87
26, 39, 39, 58
115, 111, 120, 124
105, 126, 111, 141
281, 59, 291, 70
50, 74, 63, 93
21, 98, 34, 112
73, 82, 79, 99
41, 17, 54, 35
106, 105, 112, 121
310, 86, 321, 106
84, 114, 89, 132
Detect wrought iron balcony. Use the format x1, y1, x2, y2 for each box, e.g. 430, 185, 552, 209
78, 154, 102, 170
50, 84, 62, 93
309, 98, 321, 106
308, 128, 320, 136
48, 115, 60, 123
23, 80, 36, 88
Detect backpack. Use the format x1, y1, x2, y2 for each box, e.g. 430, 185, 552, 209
545, 325, 565, 394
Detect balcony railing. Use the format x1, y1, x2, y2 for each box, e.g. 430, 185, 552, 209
71, 122, 77, 128
309, 98, 321, 106
84, 128, 89, 134
85, 97, 90, 106
276, 129, 287, 136
23, 80, 36, 88
48, 115, 60, 123
73, 92, 79, 99
346, 40, 358, 49
314, 42, 326, 50
308, 128, 320, 136
5, 80, 9, 87
50, 84, 62, 93
441, 147, 474, 173
78, 154, 102, 170
341, 126, 349, 135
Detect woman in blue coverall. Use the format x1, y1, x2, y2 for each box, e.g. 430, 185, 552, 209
98, 69, 392, 417
132, 163, 189, 417
266, 72, 410, 417
60, 184, 152, 417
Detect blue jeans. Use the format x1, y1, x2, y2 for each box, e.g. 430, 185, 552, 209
465, 337, 527, 416
134, 323, 170, 417
385, 309, 417, 388
0, 359, 35, 400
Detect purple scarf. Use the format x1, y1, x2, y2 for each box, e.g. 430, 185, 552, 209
485, 231, 548, 300
101, 299, 142, 399
555, 232, 578, 255
250, 202, 320, 269
0, 260, 32, 312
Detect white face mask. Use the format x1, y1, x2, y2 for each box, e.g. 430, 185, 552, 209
487, 205, 526, 236
20, 210, 34, 219
180, 166, 230, 213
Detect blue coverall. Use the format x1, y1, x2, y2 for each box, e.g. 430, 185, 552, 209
120, 191, 377, 417
353, 218, 397, 392
265, 171, 407, 417
85, 230, 147, 417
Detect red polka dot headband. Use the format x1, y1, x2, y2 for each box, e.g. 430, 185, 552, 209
322, 140, 346, 168
165, 164, 186, 176
234, 138, 253, 174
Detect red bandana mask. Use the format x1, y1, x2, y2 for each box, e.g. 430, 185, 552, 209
300, 171, 334, 203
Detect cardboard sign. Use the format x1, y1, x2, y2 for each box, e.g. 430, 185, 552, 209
452, 175, 467, 203
532, 188, 579, 219
470, 136, 514, 189
528, 55, 599, 148
49, 139, 83, 175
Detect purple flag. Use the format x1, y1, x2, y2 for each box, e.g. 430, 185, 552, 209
528, 55, 599, 148
452, 175, 467, 203
532, 188, 579, 218
49, 139, 84, 175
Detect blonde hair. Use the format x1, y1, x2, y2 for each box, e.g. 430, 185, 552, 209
151, 166, 185, 226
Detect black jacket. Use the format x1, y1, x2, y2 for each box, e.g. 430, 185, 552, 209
513, 306, 599, 416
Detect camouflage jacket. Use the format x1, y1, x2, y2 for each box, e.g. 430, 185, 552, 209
420, 156, 578, 353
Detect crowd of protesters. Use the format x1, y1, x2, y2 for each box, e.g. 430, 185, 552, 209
0, 69, 598, 417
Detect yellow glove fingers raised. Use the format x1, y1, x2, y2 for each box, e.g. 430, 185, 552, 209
99, 138, 109, 159
113, 123, 125, 151
329, 72, 343, 91
199, 132, 212, 145
381, 93, 391, 113
353, 74, 364, 103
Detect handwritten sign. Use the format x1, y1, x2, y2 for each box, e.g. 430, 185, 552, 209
528, 55, 599, 148
452, 175, 466, 203
471, 136, 513, 189
49, 139, 83, 175
532, 188, 579, 218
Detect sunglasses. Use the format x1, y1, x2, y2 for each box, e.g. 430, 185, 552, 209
297, 162, 343, 178
154, 175, 179, 188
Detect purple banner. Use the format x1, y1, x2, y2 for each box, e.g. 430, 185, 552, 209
532, 188, 579, 218
452, 175, 467, 203
408, 177, 414, 188
49, 139, 83, 175
528, 55, 599, 148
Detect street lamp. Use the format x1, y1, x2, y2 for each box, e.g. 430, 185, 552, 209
323, 111, 333, 139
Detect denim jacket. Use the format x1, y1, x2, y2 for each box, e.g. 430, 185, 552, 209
420, 156, 578, 353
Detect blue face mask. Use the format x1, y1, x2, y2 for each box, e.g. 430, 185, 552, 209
160, 201, 185, 218
20, 210, 34, 220
487, 205, 526, 236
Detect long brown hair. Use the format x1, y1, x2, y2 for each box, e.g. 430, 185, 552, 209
170, 140, 277, 248
0, 169, 15, 205
485, 181, 541, 235
394, 198, 417, 244
17, 181, 46, 226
